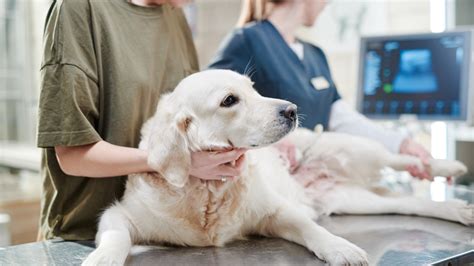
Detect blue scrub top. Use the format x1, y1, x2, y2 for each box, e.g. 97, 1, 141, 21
208, 20, 341, 130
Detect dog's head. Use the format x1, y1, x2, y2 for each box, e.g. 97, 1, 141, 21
143, 69, 297, 187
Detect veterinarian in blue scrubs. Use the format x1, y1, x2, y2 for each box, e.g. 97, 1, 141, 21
209, 0, 432, 179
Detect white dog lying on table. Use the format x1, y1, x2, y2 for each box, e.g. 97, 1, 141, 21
83, 70, 471, 266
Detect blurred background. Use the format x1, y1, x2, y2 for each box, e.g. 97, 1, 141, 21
1, 0, 474, 246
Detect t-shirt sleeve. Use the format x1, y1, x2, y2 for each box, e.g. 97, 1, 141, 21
207, 29, 254, 74
37, 0, 101, 148
37, 64, 101, 147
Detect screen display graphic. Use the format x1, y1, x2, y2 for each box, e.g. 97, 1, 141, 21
359, 32, 470, 121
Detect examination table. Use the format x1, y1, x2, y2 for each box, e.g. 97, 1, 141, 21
1, 182, 473, 265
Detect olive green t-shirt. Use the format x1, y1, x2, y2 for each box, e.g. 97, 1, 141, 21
37, 0, 198, 240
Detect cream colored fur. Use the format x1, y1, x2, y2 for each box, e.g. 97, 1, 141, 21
83, 70, 471, 266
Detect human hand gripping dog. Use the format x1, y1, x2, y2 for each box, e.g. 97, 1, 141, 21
189, 148, 247, 182
399, 138, 433, 180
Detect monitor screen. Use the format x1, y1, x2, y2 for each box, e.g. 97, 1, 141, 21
358, 31, 472, 121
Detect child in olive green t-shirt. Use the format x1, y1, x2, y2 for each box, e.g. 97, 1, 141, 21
37, 0, 199, 240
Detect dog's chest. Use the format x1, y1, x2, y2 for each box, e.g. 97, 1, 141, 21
182, 181, 246, 245
138, 177, 248, 246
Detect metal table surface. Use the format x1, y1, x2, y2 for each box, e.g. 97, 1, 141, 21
1, 214, 473, 266
1, 180, 474, 265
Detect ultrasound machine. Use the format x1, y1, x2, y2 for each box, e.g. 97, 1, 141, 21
357, 29, 474, 182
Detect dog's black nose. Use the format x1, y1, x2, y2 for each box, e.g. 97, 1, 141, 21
280, 104, 297, 121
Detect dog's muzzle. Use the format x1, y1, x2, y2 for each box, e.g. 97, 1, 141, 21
279, 104, 298, 129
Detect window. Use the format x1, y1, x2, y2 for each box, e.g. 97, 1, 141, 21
0, 0, 36, 144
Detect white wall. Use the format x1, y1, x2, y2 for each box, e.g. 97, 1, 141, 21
193, 0, 241, 68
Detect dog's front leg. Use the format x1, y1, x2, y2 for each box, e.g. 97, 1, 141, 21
82, 205, 133, 266
261, 205, 369, 265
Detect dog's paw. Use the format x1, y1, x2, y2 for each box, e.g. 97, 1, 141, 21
312, 236, 369, 266
441, 200, 474, 226
430, 159, 468, 177
82, 248, 128, 266
454, 203, 474, 226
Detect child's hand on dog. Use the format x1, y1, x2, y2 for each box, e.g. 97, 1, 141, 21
189, 148, 247, 181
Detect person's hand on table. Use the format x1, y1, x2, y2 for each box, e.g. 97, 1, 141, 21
189, 148, 247, 181
399, 138, 433, 180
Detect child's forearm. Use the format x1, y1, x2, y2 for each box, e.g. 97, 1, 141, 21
55, 141, 152, 178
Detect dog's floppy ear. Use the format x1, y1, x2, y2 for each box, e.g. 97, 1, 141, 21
146, 96, 194, 187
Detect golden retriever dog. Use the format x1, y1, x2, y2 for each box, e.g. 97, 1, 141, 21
83, 70, 471, 266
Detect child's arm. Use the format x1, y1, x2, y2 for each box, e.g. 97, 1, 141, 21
55, 141, 246, 179
55, 141, 150, 177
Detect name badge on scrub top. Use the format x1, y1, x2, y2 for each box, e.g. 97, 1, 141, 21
311, 76, 330, 90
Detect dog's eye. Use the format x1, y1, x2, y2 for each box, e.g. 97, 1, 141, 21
220, 94, 239, 108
